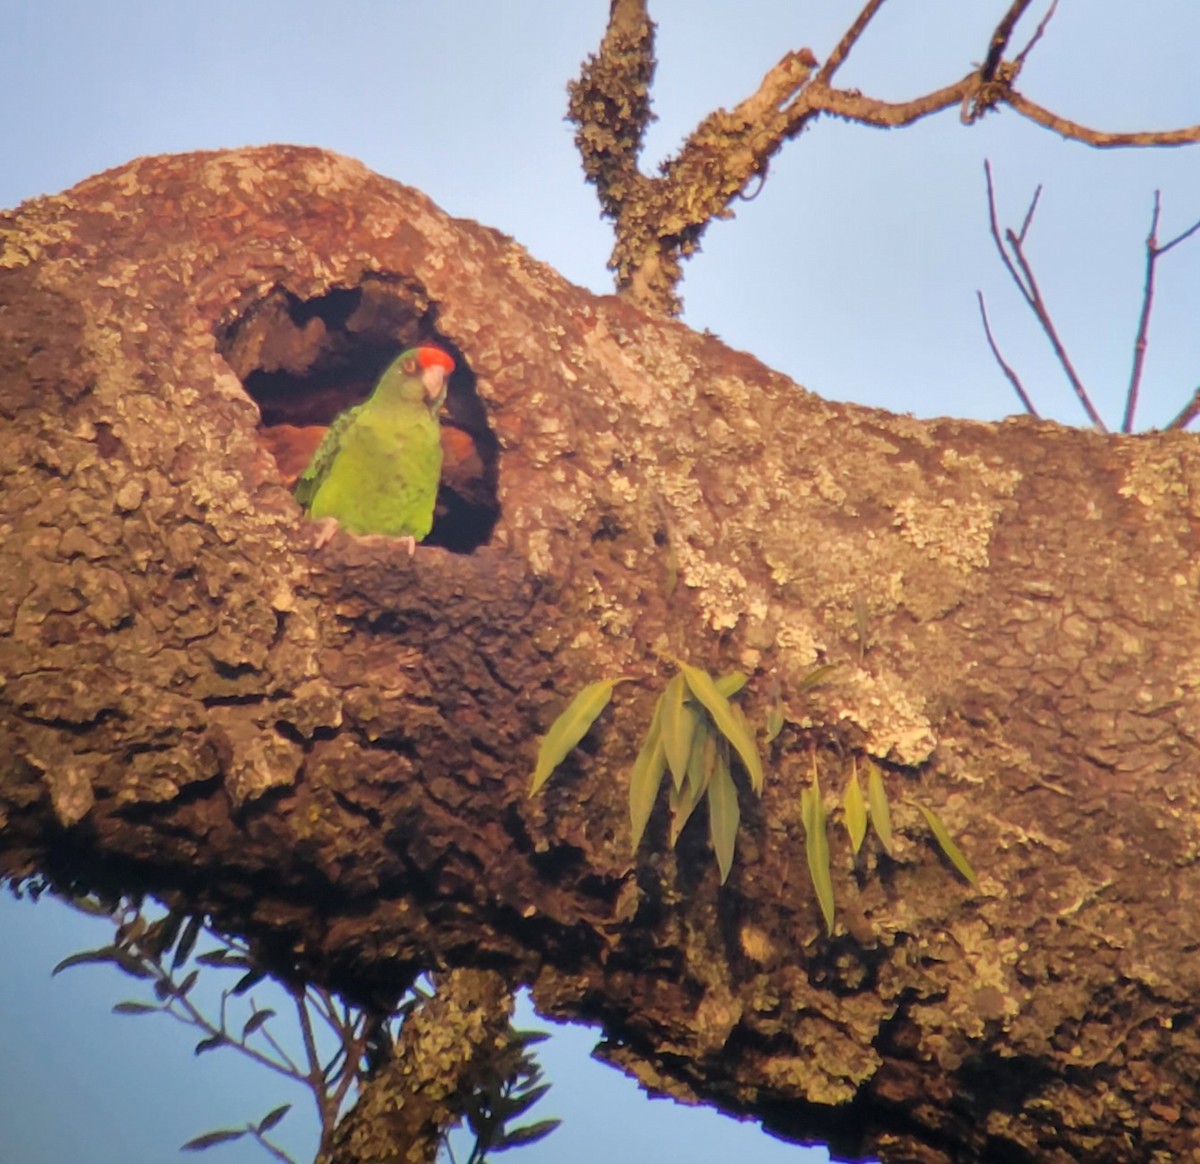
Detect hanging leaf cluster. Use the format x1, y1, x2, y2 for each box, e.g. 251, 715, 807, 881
530, 662, 763, 885
801, 758, 979, 935
460, 1027, 562, 1161
53, 895, 560, 1163
529, 664, 978, 925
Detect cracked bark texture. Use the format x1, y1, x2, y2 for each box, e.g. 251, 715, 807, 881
3, 146, 1200, 1163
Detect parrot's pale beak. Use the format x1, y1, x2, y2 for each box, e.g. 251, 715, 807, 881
422, 365, 448, 407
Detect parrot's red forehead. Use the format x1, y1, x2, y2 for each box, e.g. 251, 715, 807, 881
416, 346, 455, 373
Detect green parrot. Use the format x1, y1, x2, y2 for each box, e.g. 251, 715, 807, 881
295, 344, 455, 552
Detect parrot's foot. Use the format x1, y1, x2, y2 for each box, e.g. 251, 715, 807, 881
311, 517, 341, 549
350, 533, 418, 558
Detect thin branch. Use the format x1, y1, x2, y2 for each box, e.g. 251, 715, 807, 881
984, 161, 1034, 300
1157, 214, 1200, 257
977, 291, 1041, 417
1122, 192, 1162, 433
980, 0, 1038, 82
816, 0, 889, 85
1166, 387, 1200, 431
1007, 227, 1107, 429
984, 161, 1107, 430
1006, 90, 1200, 147
1126, 197, 1200, 431
1016, 183, 1043, 244
1013, 0, 1059, 69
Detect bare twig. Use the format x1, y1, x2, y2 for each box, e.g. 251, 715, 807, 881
816, 0, 889, 85
984, 161, 1107, 429
1125, 197, 1200, 431
1166, 387, 1200, 431
1013, 0, 1059, 68
977, 291, 1041, 417
1157, 213, 1200, 256
1122, 193, 1162, 432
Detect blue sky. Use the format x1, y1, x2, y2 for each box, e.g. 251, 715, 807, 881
2, 3, 1198, 1162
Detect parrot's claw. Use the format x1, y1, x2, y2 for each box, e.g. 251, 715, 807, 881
398, 535, 417, 559
311, 517, 341, 549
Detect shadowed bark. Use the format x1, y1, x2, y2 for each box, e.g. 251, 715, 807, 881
3, 146, 1200, 1162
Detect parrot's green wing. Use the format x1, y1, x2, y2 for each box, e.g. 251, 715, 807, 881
294, 404, 364, 510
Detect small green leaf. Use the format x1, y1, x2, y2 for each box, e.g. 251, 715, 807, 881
844, 766, 868, 854
242, 1008, 275, 1038
659, 672, 696, 788
714, 671, 748, 698
194, 1034, 226, 1056
232, 969, 265, 996
194, 948, 239, 968
53, 948, 122, 976
173, 914, 204, 970
143, 911, 183, 961
256, 1104, 292, 1134
677, 661, 764, 793
764, 701, 785, 744
530, 678, 629, 795
494, 1118, 562, 1151
867, 761, 894, 855
181, 1128, 247, 1152
684, 714, 712, 800
707, 741, 740, 885
668, 763, 704, 846
629, 706, 667, 853
801, 770, 835, 935
795, 663, 837, 694
175, 969, 200, 997
912, 801, 979, 887
113, 1001, 159, 1016
498, 1082, 551, 1123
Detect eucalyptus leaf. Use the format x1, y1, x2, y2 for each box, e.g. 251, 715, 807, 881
629, 705, 667, 853
867, 761, 894, 855
677, 660, 764, 793
844, 766, 868, 854
684, 714, 713, 800
530, 678, 629, 795
912, 801, 979, 886
707, 741, 740, 884
801, 772, 836, 935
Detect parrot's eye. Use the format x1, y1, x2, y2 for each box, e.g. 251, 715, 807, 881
401, 356, 419, 375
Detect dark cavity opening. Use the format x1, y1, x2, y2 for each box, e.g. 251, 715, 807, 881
216, 278, 500, 553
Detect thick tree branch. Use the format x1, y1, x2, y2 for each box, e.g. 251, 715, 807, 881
979, 0, 1039, 83
7, 147, 1200, 1163
570, 1, 1200, 315
324, 971, 513, 1164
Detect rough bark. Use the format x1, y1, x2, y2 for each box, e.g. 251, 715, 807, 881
3, 145, 1200, 1163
